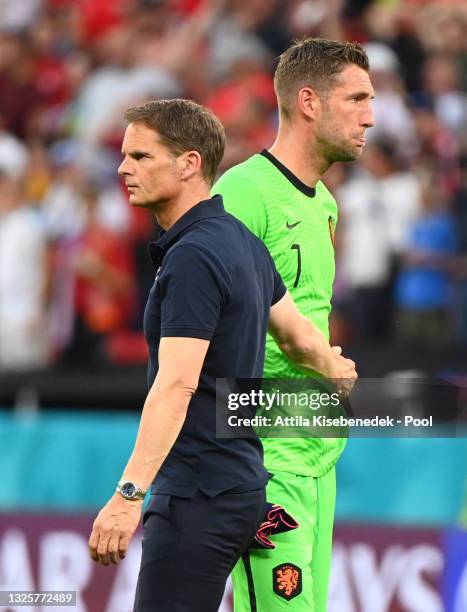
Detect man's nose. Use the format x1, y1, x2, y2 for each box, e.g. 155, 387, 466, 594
362, 105, 375, 129
118, 159, 130, 176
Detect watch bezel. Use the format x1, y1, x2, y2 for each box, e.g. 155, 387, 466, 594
120, 482, 137, 499
117, 480, 146, 500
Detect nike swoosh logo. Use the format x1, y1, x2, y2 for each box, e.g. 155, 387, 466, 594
286, 221, 302, 230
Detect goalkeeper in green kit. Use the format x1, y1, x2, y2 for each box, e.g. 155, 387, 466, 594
213, 38, 375, 612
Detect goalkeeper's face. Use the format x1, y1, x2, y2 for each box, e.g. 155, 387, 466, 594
118, 122, 182, 210
314, 64, 375, 163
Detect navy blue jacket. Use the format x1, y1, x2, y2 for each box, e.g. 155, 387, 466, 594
144, 195, 286, 497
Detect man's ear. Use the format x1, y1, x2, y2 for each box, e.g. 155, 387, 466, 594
180, 150, 203, 181
297, 87, 321, 120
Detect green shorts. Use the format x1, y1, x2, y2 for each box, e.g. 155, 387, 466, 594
232, 468, 336, 612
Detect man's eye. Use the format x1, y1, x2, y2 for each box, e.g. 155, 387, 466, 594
351, 94, 368, 102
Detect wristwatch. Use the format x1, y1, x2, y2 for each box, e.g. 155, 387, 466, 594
116, 480, 146, 501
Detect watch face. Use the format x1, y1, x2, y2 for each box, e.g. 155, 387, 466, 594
121, 482, 137, 498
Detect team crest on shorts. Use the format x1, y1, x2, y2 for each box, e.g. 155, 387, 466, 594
273, 563, 302, 600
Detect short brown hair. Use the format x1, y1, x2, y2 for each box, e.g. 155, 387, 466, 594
124, 99, 225, 185
274, 38, 370, 120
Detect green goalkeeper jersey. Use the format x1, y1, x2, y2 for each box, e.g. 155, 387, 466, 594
213, 150, 346, 477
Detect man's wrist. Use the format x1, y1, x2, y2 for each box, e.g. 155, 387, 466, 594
314, 348, 338, 379
113, 492, 144, 505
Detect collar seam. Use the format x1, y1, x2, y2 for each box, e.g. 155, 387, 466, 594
260, 150, 316, 198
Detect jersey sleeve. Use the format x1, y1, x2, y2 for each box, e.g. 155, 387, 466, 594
272, 266, 287, 305
213, 170, 267, 240
158, 245, 228, 340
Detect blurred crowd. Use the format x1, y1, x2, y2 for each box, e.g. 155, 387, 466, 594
0, 0, 466, 371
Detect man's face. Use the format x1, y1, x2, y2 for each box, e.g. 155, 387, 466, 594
314, 64, 375, 163
118, 122, 181, 209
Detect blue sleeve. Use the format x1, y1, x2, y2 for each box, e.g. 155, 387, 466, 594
265, 248, 286, 305
158, 245, 227, 340
272, 267, 287, 305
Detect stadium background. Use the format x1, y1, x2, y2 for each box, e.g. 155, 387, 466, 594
0, 0, 466, 610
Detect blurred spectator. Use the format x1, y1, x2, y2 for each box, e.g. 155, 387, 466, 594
0, 32, 44, 138
452, 157, 467, 341
421, 52, 466, 133
0, 173, 50, 370
286, 0, 344, 41
208, 1, 273, 79
41, 139, 87, 239
42, 139, 130, 240
0, 120, 29, 177
73, 26, 181, 148
0, 0, 41, 31
0, 0, 465, 369
336, 139, 421, 342
363, 41, 417, 156
24, 140, 53, 203
225, 0, 289, 56
414, 1, 467, 57
395, 165, 458, 346
204, 57, 276, 170
413, 107, 461, 197
55, 182, 136, 365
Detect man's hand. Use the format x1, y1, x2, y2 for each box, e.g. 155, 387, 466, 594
88, 493, 143, 566
330, 346, 357, 397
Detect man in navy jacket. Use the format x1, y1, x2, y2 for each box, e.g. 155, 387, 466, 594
88, 99, 356, 612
